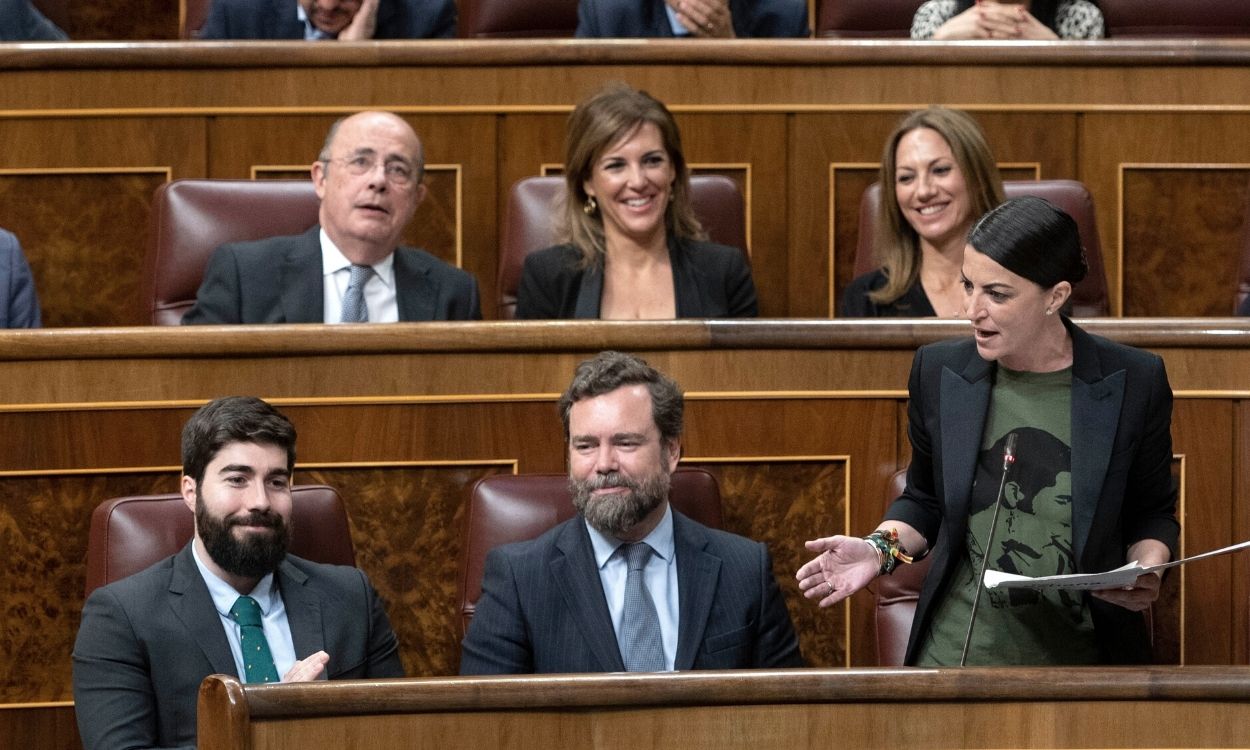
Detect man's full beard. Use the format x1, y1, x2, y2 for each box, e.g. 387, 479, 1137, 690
570, 469, 670, 539
197, 502, 290, 580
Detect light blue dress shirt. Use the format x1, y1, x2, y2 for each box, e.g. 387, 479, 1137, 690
585, 503, 680, 671
192, 543, 300, 682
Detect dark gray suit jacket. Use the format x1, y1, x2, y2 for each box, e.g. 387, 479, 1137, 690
181, 226, 481, 324
0, 228, 40, 328
575, 0, 808, 38
515, 238, 758, 319
886, 316, 1179, 665
459, 509, 803, 674
72, 544, 404, 750
200, 0, 456, 39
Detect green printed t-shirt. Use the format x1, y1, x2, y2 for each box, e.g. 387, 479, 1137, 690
916, 366, 1099, 666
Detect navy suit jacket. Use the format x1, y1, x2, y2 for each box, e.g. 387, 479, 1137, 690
0, 0, 67, 40
72, 544, 404, 750
0, 229, 40, 328
200, 0, 456, 39
181, 226, 481, 324
576, 0, 808, 38
515, 238, 758, 319
459, 509, 803, 674
886, 317, 1179, 665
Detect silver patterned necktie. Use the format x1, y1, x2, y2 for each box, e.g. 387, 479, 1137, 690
619, 542, 665, 671
340, 264, 374, 323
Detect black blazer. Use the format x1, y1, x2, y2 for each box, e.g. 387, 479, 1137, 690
885, 316, 1179, 665
575, 0, 808, 38
515, 238, 758, 319
459, 509, 803, 674
182, 226, 481, 324
839, 269, 937, 318
200, 0, 456, 39
72, 545, 404, 750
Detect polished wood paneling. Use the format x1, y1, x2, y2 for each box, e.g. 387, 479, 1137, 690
196, 668, 1250, 750
1122, 167, 1249, 317
1, 43, 1249, 323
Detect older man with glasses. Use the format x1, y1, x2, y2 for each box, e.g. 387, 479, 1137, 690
183, 111, 480, 324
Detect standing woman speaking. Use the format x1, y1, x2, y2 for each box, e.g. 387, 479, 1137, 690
797, 197, 1178, 665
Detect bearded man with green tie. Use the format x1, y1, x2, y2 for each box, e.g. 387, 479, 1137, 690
72, 396, 403, 750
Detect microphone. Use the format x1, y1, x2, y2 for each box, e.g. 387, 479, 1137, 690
959, 431, 1018, 667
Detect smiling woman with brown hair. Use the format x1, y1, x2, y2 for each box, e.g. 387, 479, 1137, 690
516, 84, 758, 320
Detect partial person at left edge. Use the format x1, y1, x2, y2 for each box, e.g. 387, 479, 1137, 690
0, 0, 68, 40
73, 396, 404, 750
0, 228, 42, 328
200, 0, 456, 40
182, 111, 481, 324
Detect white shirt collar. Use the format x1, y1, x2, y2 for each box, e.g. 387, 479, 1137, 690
586, 502, 675, 569
319, 227, 395, 290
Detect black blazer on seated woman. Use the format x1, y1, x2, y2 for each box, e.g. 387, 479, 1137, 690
514, 237, 759, 319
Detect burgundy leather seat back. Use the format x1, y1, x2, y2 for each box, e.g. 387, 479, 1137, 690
496, 174, 747, 318
143, 179, 320, 325
868, 468, 931, 666
84, 485, 355, 597
1101, 0, 1250, 37
456, 469, 724, 635
458, 0, 578, 37
816, 0, 924, 38
853, 179, 1110, 316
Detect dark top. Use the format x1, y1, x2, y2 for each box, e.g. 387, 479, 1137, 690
0, 0, 67, 40
884, 316, 1179, 665
839, 268, 937, 318
576, 0, 808, 38
515, 237, 759, 320
200, 0, 456, 39
182, 225, 481, 324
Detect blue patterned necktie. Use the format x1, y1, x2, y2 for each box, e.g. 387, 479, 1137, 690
340, 264, 374, 323
619, 542, 665, 671
229, 595, 279, 684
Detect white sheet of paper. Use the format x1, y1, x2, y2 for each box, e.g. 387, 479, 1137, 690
982, 539, 1250, 591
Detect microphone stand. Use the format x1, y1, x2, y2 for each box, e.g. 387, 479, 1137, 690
959, 432, 1017, 667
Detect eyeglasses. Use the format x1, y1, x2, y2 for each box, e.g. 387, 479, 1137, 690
326, 155, 418, 186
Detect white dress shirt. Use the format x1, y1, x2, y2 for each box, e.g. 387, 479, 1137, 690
320, 228, 398, 323
585, 504, 680, 670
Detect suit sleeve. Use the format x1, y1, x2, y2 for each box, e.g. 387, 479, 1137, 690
181, 244, 243, 324
723, 249, 759, 318
884, 345, 945, 550
751, 543, 804, 667
72, 588, 193, 750
574, 0, 600, 37
198, 0, 233, 39
358, 569, 405, 678
1122, 354, 1180, 556
459, 549, 534, 675
2, 233, 40, 328
426, 0, 457, 38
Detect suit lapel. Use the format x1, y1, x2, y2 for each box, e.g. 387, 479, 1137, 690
673, 512, 719, 670
277, 559, 327, 666
551, 520, 624, 671
168, 545, 239, 677
280, 228, 326, 323
573, 265, 602, 319
394, 248, 438, 321
1067, 321, 1124, 564
940, 351, 994, 522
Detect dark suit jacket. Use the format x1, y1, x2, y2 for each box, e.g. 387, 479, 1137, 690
72, 545, 404, 750
839, 269, 936, 318
0, 228, 41, 328
886, 316, 1179, 665
576, 0, 808, 37
181, 226, 481, 324
459, 509, 803, 674
0, 0, 67, 40
200, 0, 456, 38
515, 238, 758, 319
